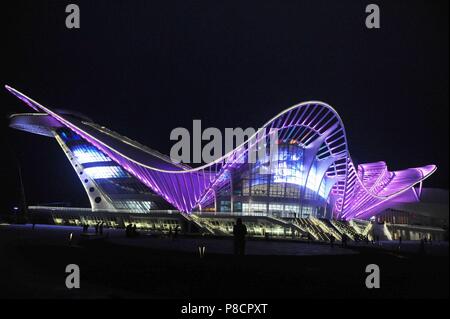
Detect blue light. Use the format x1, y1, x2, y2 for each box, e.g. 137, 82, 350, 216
59, 130, 81, 142
84, 166, 127, 179
72, 145, 111, 164
272, 146, 305, 185
270, 145, 327, 199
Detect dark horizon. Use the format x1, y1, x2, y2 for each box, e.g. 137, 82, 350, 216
1, 0, 448, 210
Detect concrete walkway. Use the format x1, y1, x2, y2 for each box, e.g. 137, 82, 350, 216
1, 224, 357, 256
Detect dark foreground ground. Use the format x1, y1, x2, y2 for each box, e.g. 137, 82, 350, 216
0, 224, 448, 299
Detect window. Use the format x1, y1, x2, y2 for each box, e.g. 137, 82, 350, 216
251, 184, 267, 196
268, 203, 283, 213
272, 145, 305, 186
249, 202, 267, 213
269, 183, 284, 197
84, 166, 128, 179
71, 145, 111, 164
301, 206, 316, 218
242, 180, 250, 196
220, 200, 231, 212
96, 179, 152, 195
285, 184, 300, 199
304, 188, 316, 200
284, 204, 300, 214
114, 200, 155, 212
318, 180, 327, 198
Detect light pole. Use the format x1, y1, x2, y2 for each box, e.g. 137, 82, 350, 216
5, 130, 28, 221
16, 157, 28, 217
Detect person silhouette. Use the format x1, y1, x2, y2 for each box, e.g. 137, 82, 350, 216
174, 225, 179, 239
419, 238, 426, 255
341, 233, 348, 247
329, 234, 335, 248
125, 224, 132, 237
233, 218, 247, 256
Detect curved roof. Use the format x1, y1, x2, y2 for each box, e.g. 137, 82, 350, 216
5, 85, 437, 219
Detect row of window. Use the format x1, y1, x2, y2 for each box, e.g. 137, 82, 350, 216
113, 200, 156, 212
83, 166, 128, 179
58, 129, 161, 211
96, 179, 152, 195
219, 201, 317, 218
72, 144, 111, 164
237, 179, 324, 199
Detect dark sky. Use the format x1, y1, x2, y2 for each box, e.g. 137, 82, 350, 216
1, 0, 448, 209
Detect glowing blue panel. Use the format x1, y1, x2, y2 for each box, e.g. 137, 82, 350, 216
273, 163, 305, 185
72, 145, 111, 164
270, 145, 327, 199
84, 166, 127, 179
271, 145, 306, 185
306, 165, 321, 192
318, 180, 326, 198
60, 130, 81, 142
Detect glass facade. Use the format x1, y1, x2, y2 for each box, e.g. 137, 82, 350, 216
84, 166, 128, 179
216, 143, 330, 218
57, 128, 161, 213
113, 200, 156, 211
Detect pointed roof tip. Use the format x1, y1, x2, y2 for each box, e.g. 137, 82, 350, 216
5, 85, 21, 96
423, 164, 438, 175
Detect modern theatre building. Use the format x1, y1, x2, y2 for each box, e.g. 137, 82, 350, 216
6, 85, 444, 241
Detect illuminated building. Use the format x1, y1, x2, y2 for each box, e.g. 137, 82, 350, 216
7, 85, 436, 220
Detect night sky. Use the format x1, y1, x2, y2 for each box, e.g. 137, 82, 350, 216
1, 0, 448, 210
